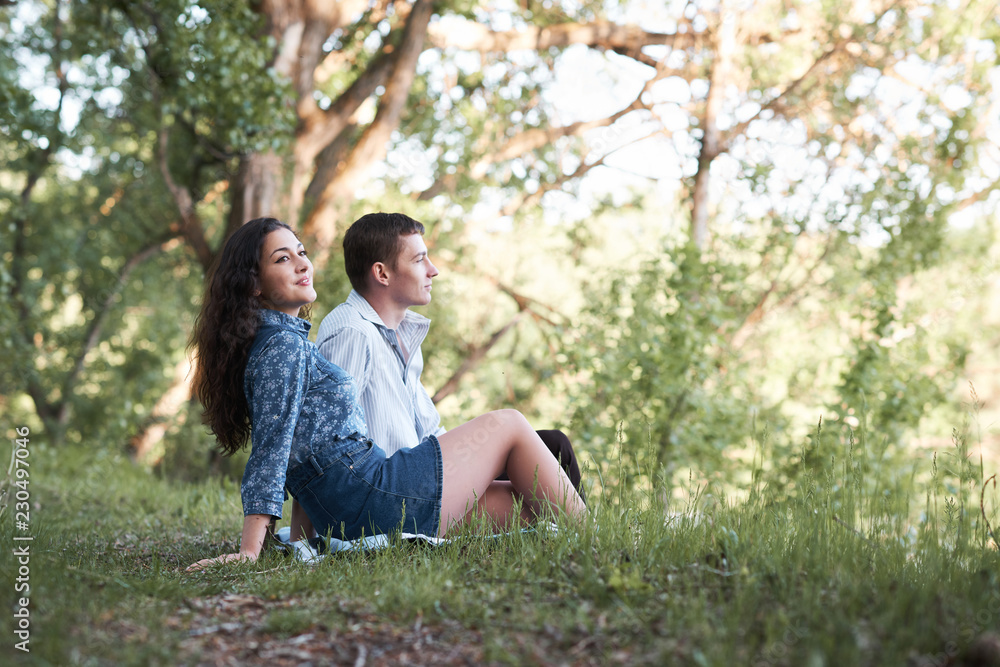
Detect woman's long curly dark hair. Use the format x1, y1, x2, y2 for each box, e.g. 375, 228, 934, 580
190, 217, 302, 456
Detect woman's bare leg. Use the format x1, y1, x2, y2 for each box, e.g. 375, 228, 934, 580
290, 499, 316, 542
437, 409, 586, 536
471, 481, 535, 532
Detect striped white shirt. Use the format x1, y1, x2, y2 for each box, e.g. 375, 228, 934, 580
316, 290, 445, 456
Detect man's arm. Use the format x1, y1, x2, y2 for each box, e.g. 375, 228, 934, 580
317, 327, 373, 396
414, 378, 446, 439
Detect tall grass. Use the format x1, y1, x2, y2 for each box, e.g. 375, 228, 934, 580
1, 415, 999, 666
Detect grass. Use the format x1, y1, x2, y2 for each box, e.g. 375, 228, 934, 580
2, 425, 1000, 666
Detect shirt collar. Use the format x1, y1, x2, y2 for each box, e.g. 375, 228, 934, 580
258, 307, 311, 336
346, 289, 431, 332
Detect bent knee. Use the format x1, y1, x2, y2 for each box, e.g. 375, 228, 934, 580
491, 408, 529, 428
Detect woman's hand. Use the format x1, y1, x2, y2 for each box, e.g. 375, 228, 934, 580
185, 514, 273, 572
185, 551, 257, 572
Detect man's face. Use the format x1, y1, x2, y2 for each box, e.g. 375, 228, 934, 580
385, 232, 439, 309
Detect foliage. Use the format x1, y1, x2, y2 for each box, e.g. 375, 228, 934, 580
1, 0, 998, 500
567, 236, 778, 489
0, 0, 293, 445
565, 202, 985, 497
70, 0, 297, 158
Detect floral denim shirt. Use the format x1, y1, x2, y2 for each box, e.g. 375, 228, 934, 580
241, 308, 368, 518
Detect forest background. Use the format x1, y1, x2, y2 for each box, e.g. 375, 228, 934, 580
2, 0, 1000, 504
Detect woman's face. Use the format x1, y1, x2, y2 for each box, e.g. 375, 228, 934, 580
257, 227, 316, 316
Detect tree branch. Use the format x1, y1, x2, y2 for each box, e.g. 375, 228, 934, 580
298, 49, 396, 161
11, 0, 68, 303
431, 313, 525, 404
501, 127, 667, 216
482, 278, 565, 327
434, 255, 568, 326
723, 0, 907, 148
300, 121, 358, 225
156, 127, 213, 270
128, 354, 194, 462
270, 0, 395, 225
416, 113, 629, 202
722, 39, 850, 146
290, 49, 395, 225
729, 231, 837, 349
956, 178, 1000, 212
312, 0, 400, 85
7, 311, 59, 431
58, 236, 183, 426
121, 0, 216, 268
302, 0, 434, 257
418, 63, 668, 201
425, 19, 703, 54
263, 0, 371, 104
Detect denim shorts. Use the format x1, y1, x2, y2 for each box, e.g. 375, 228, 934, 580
285, 434, 443, 541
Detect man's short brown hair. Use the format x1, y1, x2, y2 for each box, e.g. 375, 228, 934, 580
343, 212, 426, 293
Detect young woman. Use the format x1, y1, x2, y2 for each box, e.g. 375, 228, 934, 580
187, 218, 586, 570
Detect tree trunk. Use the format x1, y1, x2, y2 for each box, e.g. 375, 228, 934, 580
691, 5, 736, 250
302, 0, 434, 259
289, 50, 395, 227
431, 313, 524, 404
226, 152, 284, 232
128, 354, 194, 463
258, 0, 372, 228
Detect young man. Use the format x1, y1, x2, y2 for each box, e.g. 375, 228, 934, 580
316, 212, 584, 499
